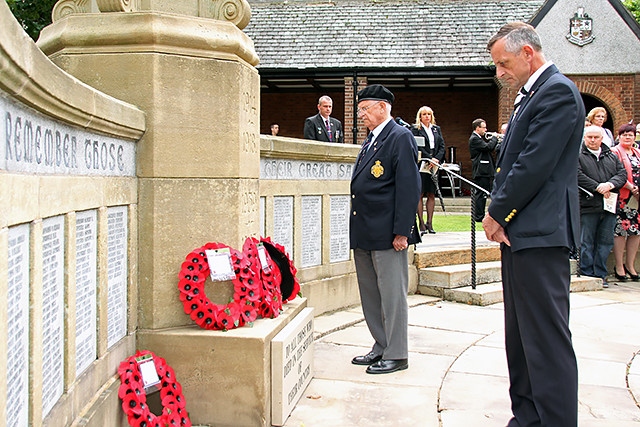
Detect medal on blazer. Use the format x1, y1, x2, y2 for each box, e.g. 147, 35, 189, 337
371, 160, 384, 178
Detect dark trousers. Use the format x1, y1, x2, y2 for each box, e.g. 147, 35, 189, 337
502, 246, 578, 427
472, 176, 492, 222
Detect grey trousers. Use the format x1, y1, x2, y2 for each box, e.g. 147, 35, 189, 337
353, 247, 409, 360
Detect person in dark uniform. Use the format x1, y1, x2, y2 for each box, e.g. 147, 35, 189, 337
483, 22, 585, 426
303, 95, 343, 143
349, 84, 421, 374
412, 106, 445, 234
469, 118, 499, 222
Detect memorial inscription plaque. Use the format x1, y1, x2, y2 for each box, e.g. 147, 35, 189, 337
41, 216, 65, 418
272, 196, 294, 258
300, 196, 321, 268
329, 195, 351, 262
75, 210, 97, 376
271, 307, 314, 426
107, 206, 128, 348
6, 224, 29, 427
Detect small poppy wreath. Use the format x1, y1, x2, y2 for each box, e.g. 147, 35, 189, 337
118, 350, 191, 427
260, 237, 300, 303
178, 242, 259, 331
242, 237, 283, 319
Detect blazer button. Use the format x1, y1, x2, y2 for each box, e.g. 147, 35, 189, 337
353, 211, 357, 216
496, 167, 501, 173
352, 194, 355, 198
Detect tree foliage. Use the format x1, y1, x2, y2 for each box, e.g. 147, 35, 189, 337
623, 0, 640, 22
5, 0, 57, 41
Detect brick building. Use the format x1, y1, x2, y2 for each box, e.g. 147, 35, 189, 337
244, 0, 640, 183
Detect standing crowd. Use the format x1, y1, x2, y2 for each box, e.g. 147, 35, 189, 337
288, 20, 639, 427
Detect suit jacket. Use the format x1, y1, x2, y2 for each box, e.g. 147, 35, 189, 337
303, 114, 344, 143
350, 120, 421, 250
488, 64, 585, 252
412, 124, 445, 163
469, 132, 499, 179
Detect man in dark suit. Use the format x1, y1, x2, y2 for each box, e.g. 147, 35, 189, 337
469, 118, 499, 222
483, 22, 585, 426
349, 84, 421, 374
303, 95, 343, 143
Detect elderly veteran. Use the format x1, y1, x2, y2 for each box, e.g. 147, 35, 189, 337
578, 125, 626, 287
349, 84, 421, 374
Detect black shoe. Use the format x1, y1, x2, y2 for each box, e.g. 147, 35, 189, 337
427, 224, 436, 234
614, 270, 628, 282
351, 351, 382, 366
624, 265, 639, 281
366, 358, 408, 374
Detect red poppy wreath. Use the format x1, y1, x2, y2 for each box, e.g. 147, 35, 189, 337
118, 350, 191, 427
178, 242, 260, 331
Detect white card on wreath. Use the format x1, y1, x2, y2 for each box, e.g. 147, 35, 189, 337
205, 248, 236, 281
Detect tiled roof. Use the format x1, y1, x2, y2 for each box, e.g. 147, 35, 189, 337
244, 0, 545, 69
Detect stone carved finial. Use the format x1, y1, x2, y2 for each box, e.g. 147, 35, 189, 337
51, 0, 252, 30
96, 0, 138, 12
200, 0, 252, 30
52, 0, 94, 22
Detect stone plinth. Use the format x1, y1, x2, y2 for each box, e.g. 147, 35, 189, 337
137, 298, 308, 427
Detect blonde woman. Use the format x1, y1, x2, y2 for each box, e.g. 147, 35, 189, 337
587, 107, 615, 147
412, 106, 445, 234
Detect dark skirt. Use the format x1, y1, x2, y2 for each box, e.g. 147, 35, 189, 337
421, 172, 437, 195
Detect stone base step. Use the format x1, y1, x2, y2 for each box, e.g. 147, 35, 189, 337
418, 261, 502, 293
425, 275, 604, 306
414, 245, 500, 268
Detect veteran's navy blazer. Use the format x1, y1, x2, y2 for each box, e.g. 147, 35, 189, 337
489, 64, 585, 252
350, 120, 421, 251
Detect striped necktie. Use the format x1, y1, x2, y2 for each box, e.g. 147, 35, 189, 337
358, 132, 373, 165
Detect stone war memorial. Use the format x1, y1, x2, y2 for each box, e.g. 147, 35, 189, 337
0, 0, 368, 425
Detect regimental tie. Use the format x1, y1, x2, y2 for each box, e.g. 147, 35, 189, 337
513, 87, 529, 113
357, 132, 374, 165
325, 119, 333, 142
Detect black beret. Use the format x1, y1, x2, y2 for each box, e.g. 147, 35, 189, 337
357, 84, 395, 105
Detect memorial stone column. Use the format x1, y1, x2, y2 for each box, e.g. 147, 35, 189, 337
38, 0, 261, 330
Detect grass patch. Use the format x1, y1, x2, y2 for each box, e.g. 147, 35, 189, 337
426, 213, 484, 232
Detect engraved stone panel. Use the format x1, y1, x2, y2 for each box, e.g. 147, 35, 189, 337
330, 195, 351, 263
260, 196, 265, 237
261, 158, 353, 181
75, 210, 97, 376
300, 196, 321, 268
271, 307, 314, 426
107, 206, 128, 348
6, 224, 29, 427
272, 196, 293, 258
0, 90, 136, 176
41, 216, 65, 418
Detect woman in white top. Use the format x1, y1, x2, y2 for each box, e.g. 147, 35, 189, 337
587, 107, 616, 147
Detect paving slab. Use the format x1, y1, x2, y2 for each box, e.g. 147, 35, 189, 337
281, 235, 640, 427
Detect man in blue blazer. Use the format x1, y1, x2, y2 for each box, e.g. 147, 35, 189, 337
349, 84, 421, 374
303, 96, 344, 143
483, 23, 584, 426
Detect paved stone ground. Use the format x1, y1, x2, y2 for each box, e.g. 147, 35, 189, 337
282, 282, 640, 427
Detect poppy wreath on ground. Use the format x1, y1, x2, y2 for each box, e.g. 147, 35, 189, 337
259, 236, 300, 303
242, 237, 283, 318
118, 350, 191, 427
177, 242, 260, 331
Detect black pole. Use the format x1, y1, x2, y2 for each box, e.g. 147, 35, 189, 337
352, 71, 358, 144
470, 188, 477, 290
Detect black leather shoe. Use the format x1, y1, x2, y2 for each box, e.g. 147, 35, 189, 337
624, 265, 639, 281
427, 224, 436, 234
351, 351, 382, 366
365, 359, 408, 374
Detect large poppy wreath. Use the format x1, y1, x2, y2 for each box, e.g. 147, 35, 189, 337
178, 242, 260, 331
118, 350, 191, 427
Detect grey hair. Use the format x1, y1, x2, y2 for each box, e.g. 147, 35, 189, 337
487, 22, 542, 54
